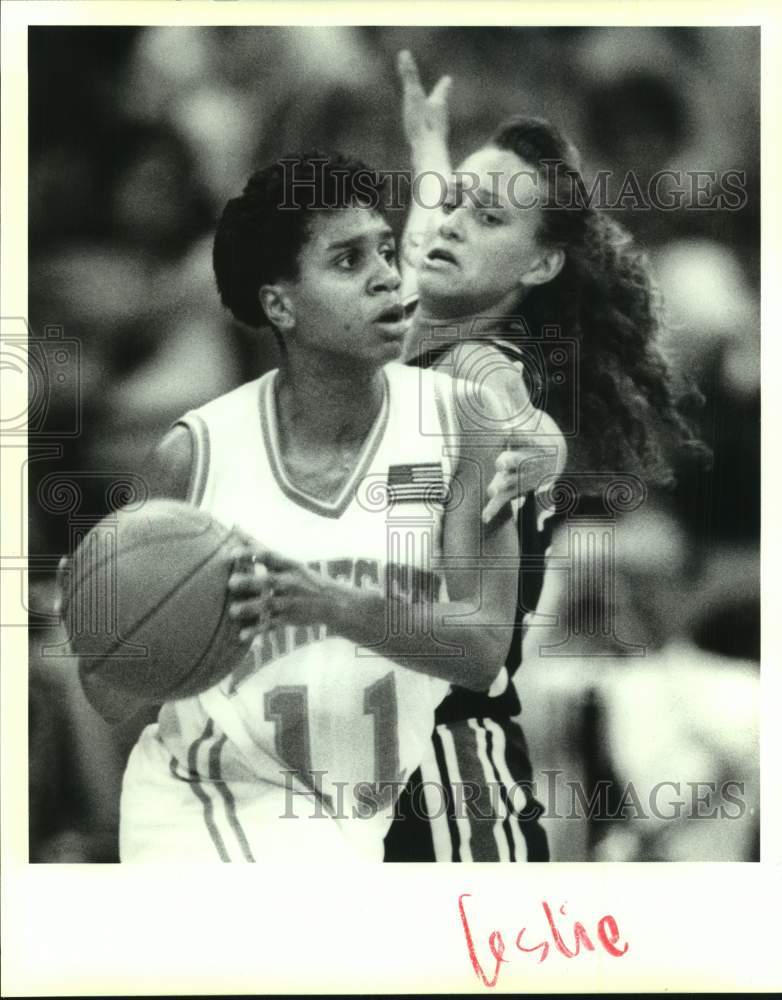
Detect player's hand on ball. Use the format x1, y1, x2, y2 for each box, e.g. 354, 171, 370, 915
397, 50, 452, 154
482, 433, 566, 524
227, 547, 273, 642
228, 542, 337, 643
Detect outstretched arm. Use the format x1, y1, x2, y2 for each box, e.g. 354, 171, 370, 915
397, 50, 453, 296
428, 341, 568, 523
475, 360, 567, 523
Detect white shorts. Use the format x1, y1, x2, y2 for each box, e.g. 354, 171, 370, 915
120, 724, 369, 863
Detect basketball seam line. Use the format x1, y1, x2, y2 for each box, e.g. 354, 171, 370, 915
64, 519, 227, 615
166, 530, 245, 700
84, 532, 231, 670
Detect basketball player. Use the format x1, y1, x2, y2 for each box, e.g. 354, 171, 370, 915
382, 52, 703, 862
114, 153, 521, 862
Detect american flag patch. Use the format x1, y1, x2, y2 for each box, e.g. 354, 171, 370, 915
386, 462, 446, 503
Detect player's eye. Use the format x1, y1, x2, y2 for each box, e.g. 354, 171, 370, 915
442, 187, 461, 215
380, 245, 397, 264
480, 210, 503, 226
336, 251, 360, 270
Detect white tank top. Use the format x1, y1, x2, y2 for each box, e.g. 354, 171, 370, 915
156, 362, 457, 855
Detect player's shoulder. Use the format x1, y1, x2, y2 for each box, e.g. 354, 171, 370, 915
443, 340, 530, 419
385, 358, 461, 407
436, 338, 523, 378
144, 424, 194, 502
189, 373, 269, 424
147, 374, 270, 502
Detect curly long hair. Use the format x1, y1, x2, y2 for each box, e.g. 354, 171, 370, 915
493, 116, 707, 485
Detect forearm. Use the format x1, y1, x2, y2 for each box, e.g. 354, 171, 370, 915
396, 51, 453, 276
401, 139, 452, 273
328, 584, 511, 692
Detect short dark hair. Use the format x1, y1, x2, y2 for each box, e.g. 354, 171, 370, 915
213, 151, 387, 329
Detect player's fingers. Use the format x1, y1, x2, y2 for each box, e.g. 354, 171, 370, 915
227, 565, 270, 598
269, 569, 301, 594
497, 444, 551, 474
228, 539, 264, 574
397, 49, 424, 92
487, 464, 514, 495
229, 596, 269, 624
429, 75, 452, 105
239, 623, 267, 644
256, 548, 298, 572
485, 472, 502, 500
494, 450, 513, 474
481, 493, 507, 525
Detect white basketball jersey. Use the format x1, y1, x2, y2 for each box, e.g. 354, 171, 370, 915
155, 362, 456, 858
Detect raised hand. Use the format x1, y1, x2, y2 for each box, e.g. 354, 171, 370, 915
397, 49, 452, 156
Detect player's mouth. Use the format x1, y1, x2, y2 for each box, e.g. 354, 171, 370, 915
423, 246, 460, 269
373, 303, 408, 338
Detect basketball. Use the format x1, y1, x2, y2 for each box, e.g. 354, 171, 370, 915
63, 499, 248, 722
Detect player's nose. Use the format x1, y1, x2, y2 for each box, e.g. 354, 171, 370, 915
369, 256, 401, 293
438, 210, 465, 242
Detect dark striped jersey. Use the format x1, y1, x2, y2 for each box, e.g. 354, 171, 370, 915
404, 300, 560, 724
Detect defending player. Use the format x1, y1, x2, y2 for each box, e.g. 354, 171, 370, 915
382, 53, 703, 862
115, 154, 519, 862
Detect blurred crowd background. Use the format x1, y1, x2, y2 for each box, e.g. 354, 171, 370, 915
26, 26, 760, 862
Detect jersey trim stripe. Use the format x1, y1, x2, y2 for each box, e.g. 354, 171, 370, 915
175, 414, 211, 507
482, 719, 529, 862
433, 376, 460, 489
209, 734, 256, 862
449, 722, 500, 861
467, 719, 511, 862
259, 369, 391, 519
431, 728, 461, 861
178, 720, 231, 861
479, 719, 520, 861
437, 726, 474, 862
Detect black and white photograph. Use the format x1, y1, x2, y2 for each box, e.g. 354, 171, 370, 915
2, 1, 777, 994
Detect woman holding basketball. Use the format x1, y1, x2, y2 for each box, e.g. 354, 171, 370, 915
382, 52, 704, 862
106, 153, 526, 863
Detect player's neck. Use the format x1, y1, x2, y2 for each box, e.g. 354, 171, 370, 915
405, 291, 523, 361
275, 355, 385, 448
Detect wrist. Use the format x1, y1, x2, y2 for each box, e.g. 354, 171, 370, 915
329, 584, 387, 647
411, 138, 450, 172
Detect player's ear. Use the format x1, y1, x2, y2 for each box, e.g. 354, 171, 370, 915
259, 284, 296, 332
519, 247, 565, 289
